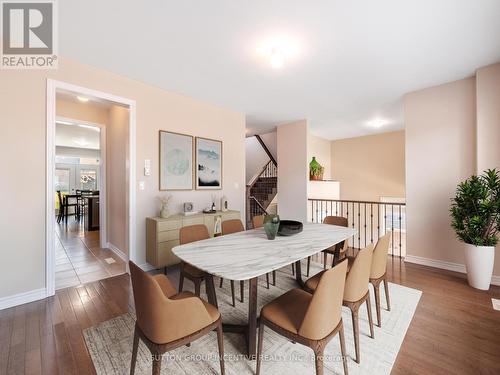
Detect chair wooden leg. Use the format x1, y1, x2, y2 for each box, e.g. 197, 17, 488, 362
194, 279, 201, 297
265, 273, 270, 289
306, 256, 311, 277
256, 319, 264, 375
272, 270, 276, 286
366, 293, 375, 339
240, 280, 244, 303
314, 347, 324, 375
130, 327, 139, 375
339, 321, 348, 375
152, 353, 162, 375
216, 322, 225, 375
350, 306, 360, 363
373, 281, 382, 327
219, 277, 224, 288
323, 252, 327, 269
230, 280, 236, 307
291, 263, 295, 276
178, 272, 184, 293
383, 276, 391, 311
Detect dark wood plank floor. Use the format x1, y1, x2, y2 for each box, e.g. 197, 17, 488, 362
1, 259, 499, 375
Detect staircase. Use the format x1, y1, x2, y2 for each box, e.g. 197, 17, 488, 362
246, 138, 278, 228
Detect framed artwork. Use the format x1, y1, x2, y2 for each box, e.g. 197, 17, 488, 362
195, 137, 222, 190
159, 131, 194, 190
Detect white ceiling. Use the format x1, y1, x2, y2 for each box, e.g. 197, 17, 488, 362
59, 0, 500, 140
56, 122, 100, 150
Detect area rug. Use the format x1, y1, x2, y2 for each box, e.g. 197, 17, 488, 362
83, 263, 421, 374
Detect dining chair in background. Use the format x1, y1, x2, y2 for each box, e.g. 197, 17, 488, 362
220, 219, 245, 306
256, 260, 349, 375
370, 232, 392, 327
129, 261, 225, 375
322, 216, 349, 268
305, 244, 375, 364
178, 224, 210, 297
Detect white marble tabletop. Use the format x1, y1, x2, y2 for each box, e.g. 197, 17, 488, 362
172, 223, 357, 281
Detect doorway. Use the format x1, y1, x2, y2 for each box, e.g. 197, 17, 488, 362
46, 80, 136, 295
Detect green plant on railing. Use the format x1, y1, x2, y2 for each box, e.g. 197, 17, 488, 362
450, 169, 500, 246
309, 157, 324, 180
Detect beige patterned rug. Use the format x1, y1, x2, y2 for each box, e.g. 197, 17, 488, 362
83, 263, 421, 374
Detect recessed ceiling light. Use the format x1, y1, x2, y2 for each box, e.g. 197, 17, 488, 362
256, 34, 300, 69
77, 96, 89, 102
270, 48, 285, 69
367, 119, 387, 128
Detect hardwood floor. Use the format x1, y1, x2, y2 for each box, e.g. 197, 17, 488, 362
1, 258, 499, 374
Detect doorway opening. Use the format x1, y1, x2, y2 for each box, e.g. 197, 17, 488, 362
47, 80, 136, 295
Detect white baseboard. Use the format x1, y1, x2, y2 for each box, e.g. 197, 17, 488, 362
405, 255, 500, 286
107, 242, 129, 262
0, 288, 47, 310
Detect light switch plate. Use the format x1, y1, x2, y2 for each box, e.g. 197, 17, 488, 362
492, 298, 500, 311
144, 159, 151, 176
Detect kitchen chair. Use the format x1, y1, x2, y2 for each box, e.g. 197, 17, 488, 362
370, 232, 392, 327
56, 190, 79, 224
256, 260, 349, 375
129, 261, 225, 375
220, 219, 245, 306
305, 244, 375, 363
178, 224, 210, 297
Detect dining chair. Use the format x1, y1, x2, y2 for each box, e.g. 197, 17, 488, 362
178, 224, 210, 297
56, 190, 79, 224
305, 244, 375, 364
322, 216, 349, 268
370, 232, 392, 327
251, 214, 277, 287
256, 260, 349, 375
129, 261, 225, 375
220, 219, 245, 306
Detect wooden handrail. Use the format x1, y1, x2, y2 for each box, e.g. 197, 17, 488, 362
255, 134, 277, 166
249, 196, 268, 214
308, 198, 406, 206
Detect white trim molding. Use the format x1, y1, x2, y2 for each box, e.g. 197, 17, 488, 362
405, 255, 500, 286
107, 242, 129, 262
0, 288, 47, 311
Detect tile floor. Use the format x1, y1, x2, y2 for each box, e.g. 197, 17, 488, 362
55, 219, 126, 290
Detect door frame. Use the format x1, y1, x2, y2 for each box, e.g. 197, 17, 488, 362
55, 115, 107, 248
46, 79, 137, 297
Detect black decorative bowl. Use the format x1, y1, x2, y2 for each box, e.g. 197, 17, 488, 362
278, 220, 303, 236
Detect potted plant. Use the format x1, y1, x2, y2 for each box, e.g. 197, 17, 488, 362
450, 169, 500, 290
309, 157, 324, 181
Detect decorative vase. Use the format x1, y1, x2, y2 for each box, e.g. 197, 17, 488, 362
309, 156, 324, 181
160, 205, 170, 219
464, 244, 494, 290
263, 214, 280, 240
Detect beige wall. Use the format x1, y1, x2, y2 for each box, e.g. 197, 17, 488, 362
107, 105, 129, 254
0, 57, 245, 300
331, 131, 406, 201
308, 133, 332, 180
476, 63, 500, 173
277, 120, 308, 222
404, 78, 478, 266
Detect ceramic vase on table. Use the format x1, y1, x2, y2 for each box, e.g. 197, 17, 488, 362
263, 214, 280, 240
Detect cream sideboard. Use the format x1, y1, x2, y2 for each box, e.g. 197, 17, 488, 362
146, 210, 240, 270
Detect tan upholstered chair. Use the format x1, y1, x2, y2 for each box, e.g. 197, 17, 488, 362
178, 224, 209, 296
305, 244, 375, 364
220, 219, 245, 306
252, 214, 265, 229
129, 261, 225, 375
322, 216, 349, 268
370, 233, 392, 327
256, 260, 349, 375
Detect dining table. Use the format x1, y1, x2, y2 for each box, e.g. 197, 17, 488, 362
172, 222, 357, 359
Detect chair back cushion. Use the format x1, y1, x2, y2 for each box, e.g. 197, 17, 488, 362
298, 260, 348, 340
323, 216, 348, 227
252, 215, 265, 228
222, 219, 245, 235
344, 244, 374, 302
179, 224, 209, 245
370, 232, 391, 279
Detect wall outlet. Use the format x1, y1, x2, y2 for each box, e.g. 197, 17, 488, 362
139, 181, 145, 190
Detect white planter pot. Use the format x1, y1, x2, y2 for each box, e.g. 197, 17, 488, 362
464, 244, 495, 290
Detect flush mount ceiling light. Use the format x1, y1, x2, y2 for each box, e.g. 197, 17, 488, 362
256, 34, 300, 69
77, 96, 89, 102
367, 119, 387, 128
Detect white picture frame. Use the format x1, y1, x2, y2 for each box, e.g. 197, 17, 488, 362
195, 137, 222, 190
159, 131, 194, 190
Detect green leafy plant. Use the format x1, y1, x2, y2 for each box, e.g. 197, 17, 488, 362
309, 157, 324, 179
450, 169, 500, 246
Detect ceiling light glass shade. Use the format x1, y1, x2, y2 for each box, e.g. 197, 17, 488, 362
77, 96, 89, 102
270, 48, 285, 69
